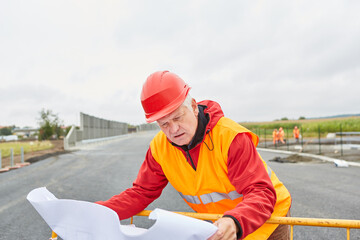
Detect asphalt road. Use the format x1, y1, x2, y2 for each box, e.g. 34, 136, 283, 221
0, 131, 359, 239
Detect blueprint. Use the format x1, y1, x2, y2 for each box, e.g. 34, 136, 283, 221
27, 187, 218, 240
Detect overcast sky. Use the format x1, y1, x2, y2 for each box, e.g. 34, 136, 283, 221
1, 0, 360, 128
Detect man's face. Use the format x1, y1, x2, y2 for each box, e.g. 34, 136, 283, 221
157, 99, 198, 146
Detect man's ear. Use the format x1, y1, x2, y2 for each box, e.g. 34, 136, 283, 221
191, 98, 198, 116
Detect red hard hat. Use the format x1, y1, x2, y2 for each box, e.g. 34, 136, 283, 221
141, 71, 190, 123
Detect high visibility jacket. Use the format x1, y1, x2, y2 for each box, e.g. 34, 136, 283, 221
150, 117, 291, 239
272, 130, 278, 140
293, 129, 300, 138
278, 130, 284, 138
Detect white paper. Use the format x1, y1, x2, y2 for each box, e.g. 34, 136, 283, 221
27, 187, 218, 240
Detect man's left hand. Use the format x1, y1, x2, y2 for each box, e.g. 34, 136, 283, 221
207, 217, 238, 240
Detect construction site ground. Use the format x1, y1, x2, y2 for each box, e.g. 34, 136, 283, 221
257, 142, 360, 163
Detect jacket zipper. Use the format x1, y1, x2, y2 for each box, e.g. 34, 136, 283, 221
186, 150, 196, 170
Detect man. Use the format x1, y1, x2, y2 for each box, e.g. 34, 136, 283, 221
97, 71, 291, 239
293, 126, 300, 143
272, 129, 278, 145
278, 127, 285, 144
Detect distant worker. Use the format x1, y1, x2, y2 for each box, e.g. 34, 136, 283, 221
97, 71, 292, 239
278, 127, 285, 144
272, 129, 278, 145
293, 126, 300, 143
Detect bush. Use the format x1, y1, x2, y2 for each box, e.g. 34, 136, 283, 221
38, 109, 64, 140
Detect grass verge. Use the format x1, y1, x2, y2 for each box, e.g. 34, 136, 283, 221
0, 141, 54, 158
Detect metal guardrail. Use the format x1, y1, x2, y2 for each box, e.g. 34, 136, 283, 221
267, 216, 360, 240
133, 211, 360, 240
50, 210, 360, 240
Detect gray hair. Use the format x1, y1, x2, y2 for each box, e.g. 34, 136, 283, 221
182, 93, 193, 111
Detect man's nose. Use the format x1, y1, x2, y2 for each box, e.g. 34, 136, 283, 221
169, 122, 179, 133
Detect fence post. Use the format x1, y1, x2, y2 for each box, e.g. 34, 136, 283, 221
264, 129, 267, 148
10, 148, 14, 167
340, 124, 343, 156
301, 127, 304, 149
286, 128, 289, 151
318, 125, 321, 154
258, 129, 261, 145
21, 147, 24, 163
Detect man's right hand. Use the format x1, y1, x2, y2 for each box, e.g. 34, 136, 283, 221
208, 217, 238, 240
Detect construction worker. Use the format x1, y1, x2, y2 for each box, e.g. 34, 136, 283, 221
272, 129, 278, 145
97, 71, 291, 240
293, 126, 300, 143
278, 127, 285, 144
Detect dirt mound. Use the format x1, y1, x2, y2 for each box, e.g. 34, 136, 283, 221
270, 154, 321, 163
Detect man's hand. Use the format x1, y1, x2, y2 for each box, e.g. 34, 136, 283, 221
207, 217, 239, 240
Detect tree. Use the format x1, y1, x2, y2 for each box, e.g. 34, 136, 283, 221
0, 127, 12, 136
38, 109, 64, 140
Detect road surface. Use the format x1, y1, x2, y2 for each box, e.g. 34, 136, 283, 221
0, 131, 359, 239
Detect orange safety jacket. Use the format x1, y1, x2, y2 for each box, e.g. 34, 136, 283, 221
272, 130, 278, 140
150, 117, 291, 239
293, 129, 300, 138
278, 130, 284, 138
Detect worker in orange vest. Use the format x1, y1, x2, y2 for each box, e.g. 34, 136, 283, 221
272, 129, 278, 145
97, 71, 291, 240
278, 127, 285, 144
293, 126, 300, 143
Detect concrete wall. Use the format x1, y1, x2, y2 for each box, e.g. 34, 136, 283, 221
64, 112, 128, 150
64, 125, 77, 150
80, 112, 127, 140
137, 123, 159, 131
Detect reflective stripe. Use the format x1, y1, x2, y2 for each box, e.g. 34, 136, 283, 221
228, 191, 242, 200
179, 168, 271, 205
179, 190, 243, 205
179, 192, 201, 204
200, 192, 227, 204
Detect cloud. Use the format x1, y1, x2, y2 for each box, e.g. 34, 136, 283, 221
1, 0, 360, 127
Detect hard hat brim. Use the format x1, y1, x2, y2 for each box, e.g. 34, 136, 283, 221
144, 87, 190, 123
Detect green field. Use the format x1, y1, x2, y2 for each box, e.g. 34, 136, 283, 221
0, 141, 54, 158
240, 116, 360, 138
